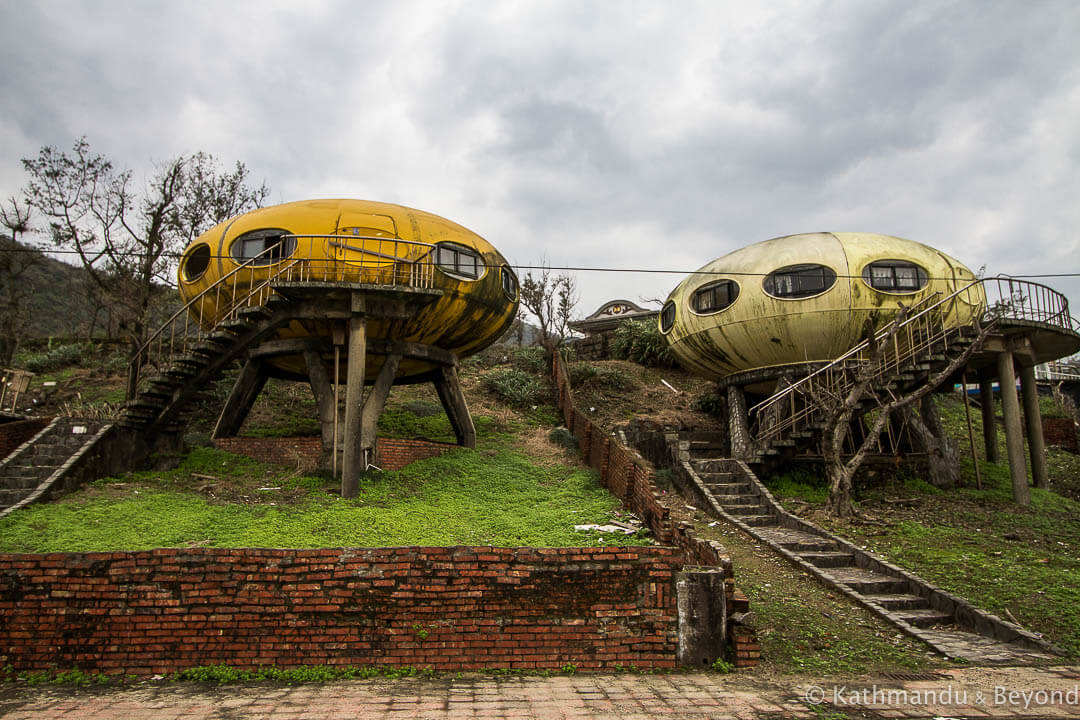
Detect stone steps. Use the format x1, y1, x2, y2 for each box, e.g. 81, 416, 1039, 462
686, 453, 1056, 664
0, 420, 107, 512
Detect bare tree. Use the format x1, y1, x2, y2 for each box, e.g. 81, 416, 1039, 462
518, 262, 578, 362
0, 196, 40, 365
21, 138, 269, 363
816, 311, 993, 517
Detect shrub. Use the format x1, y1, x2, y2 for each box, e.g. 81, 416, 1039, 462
17, 342, 89, 373
611, 319, 672, 367
483, 368, 546, 408
692, 388, 725, 417
510, 345, 547, 374
568, 362, 636, 392
548, 427, 578, 451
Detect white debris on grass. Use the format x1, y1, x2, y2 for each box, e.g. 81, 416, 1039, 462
574, 524, 638, 535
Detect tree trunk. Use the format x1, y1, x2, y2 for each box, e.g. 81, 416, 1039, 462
902, 396, 960, 488
825, 458, 857, 517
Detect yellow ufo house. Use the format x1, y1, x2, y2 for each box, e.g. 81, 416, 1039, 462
164, 198, 518, 495
177, 198, 519, 382
660, 232, 983, 386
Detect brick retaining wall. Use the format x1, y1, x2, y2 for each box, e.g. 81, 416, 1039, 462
212, 436, 456, 471
552, 353, 758, 667
1043, 417, 1077, 451
0, 546, 682, 676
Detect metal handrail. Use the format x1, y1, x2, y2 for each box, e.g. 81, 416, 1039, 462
127, 235, 438, 401
748, 275, 1076, 449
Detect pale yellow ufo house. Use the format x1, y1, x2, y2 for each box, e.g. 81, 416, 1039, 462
660, 232, 983, 386
177, 198, 519, 383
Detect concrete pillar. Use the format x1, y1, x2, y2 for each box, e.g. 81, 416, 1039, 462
341, 297, 367, 499
1019, 363, 1049, 490
434, 363, 476, 448
996, 351, 1030, 506
676, 567, 728, 668
303, 348, 338, 470
211, 359, 268, 439
727, 385, 750, 459
361, 353, 401, 458
978, 372, 999, 463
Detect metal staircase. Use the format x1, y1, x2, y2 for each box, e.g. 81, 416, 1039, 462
746, 276, 1077, 464
122, 236, 435, 435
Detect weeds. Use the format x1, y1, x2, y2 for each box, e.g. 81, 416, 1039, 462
611, 319, 672, 367
482, 368, 547, 408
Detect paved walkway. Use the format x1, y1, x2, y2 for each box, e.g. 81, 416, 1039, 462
1, 665, 1077, 718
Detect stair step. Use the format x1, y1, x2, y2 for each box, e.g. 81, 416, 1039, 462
738, 514, 776, 527
1, 476, 44, 489
705, 481, 749, 493
694, 459, 732, 473
724, 504, 769, 516
189, 341, 221, 357
0, 488, 31, 505
799, 551, 855, 568
822, 567, 908, 595
778, 539, 838, 552
206, 330, 238, 345
235, 305, 271, 321
894, 608, 953, 628
863, 593, 929, 611
710, 494, 758, 506
219, 318, 254, 332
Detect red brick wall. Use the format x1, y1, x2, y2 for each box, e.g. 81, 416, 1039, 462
552, 354, 758, 667
211, 437, 456, 471
1043, 418, 1077, 451
0, 417, 51, 460
212, 436, 322, 470
0, 546, 681, 676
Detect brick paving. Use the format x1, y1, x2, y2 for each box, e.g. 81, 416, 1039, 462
0, 665, 1077, 719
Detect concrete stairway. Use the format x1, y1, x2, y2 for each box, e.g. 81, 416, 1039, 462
0, 419, 108, 513
683, 445, 1059, 664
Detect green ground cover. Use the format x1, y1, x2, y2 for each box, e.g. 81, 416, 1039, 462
0, 444, 650, 552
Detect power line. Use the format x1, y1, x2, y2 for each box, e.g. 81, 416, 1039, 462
1, 245, 1079, 280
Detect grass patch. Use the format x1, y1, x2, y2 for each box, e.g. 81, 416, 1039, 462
835, 471, 1080, 658
0, 447, 650, 551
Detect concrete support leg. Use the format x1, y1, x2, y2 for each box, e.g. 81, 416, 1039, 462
342, 301, 367, 499
303, 348, 338, 470
727, 385, 750, 459
978, 372, 999, 463
361, 354, 401, 460
997, 351, 1030, 506
434, 363, 475, 448
676, 568, 728, 668
1019, 363, 1049, 490
211, 359, 268, 439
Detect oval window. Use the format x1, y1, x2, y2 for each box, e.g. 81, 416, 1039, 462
500, 265, 519, 301
229, 228, 296, 265
691, 279, 740, 314
435, 242, 485, 280
660, 301, 676, 333
763, 264, 837, 299
862, 260, 928, 293
181, 243, 211, 282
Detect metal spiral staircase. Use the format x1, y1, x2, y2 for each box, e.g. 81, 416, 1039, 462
746, 276, 1078, 463
120, 236, 436, 436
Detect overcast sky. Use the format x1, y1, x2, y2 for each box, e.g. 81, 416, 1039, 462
1, 0, 1078, 320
